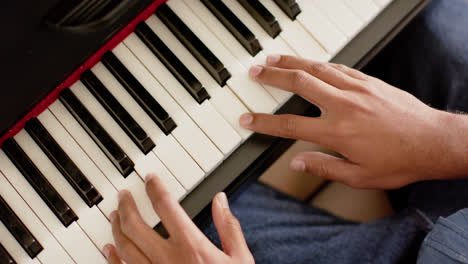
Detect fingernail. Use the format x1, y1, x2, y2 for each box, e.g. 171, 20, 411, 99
103, 244, 112, 258
217, 192, 229, 209
267, 54, 281, 64
118, 190, 126, 202
290, 159, 306, 172
249, 65, 263, 78
240, 113, 253, 127
145, 173, 155, 183
110, 211, 118, 223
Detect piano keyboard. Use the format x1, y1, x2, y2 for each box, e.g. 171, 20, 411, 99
0, 0, 394, 263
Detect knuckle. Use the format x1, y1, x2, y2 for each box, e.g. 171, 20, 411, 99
280, 55, 292, 65
120, 214, 140, 234
277, 115, 297, 138
157, 193, 176, 210
354, 80, 375, 94
178, 238, 209, 263
307, 62, 329, 76
117, 241, 134, 254
225, 213, 242, 230
334, 63, 348, 72
291, 70, 310, 92
149, 184, 171, 203
314, 161, 331, 179
333, 120, 358, 139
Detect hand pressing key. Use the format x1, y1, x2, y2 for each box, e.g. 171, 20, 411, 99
241, 55, 468, 189
103, 174, 254, 264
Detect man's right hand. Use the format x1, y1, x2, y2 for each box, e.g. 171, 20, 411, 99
241, 55, 468, 189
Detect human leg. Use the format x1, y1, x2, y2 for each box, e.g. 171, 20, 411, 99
201, 183, 428, 264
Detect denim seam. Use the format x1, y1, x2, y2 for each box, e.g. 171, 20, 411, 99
439, 220, 468, 241
460, 210, 468, 224
425, 237, 468, 262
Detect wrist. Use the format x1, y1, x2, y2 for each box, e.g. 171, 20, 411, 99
432, 110, 468, 179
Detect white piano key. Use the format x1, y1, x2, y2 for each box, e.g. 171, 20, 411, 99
14, 131, 114, 252
112, 43, 224, 174
373, 0, 393, 8
90, 64, 205, 192
0, 150, 107, 264
69, 81, 187, 200
312, 0, 364, 39
181, 0, 257, 70
145, 15, 253, 140
260, 0, 330, 62
137, 151, 187, 200
218, 0, 295, 104
124, 33, 242, 156
0, 221, 39, 264
167, 0, 278, 114
185, 0, 285, 107
49, 101, 160, 226
179, 0, 285, 106
36, 110, 117, 218
221, 0, 295, 56
166, 0, 236, 68
0, 171, 73, 264
296, 0, 348, 56
343, 0, 380, 23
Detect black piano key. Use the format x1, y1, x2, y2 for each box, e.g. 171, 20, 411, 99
201, 0, 262, 56
273, 0, 301, 20
156, 3, 231, 86
24, 118, 103, 208
237, 0, 282, 38
134, 22, 211, 104
80, 70, 156, 154
59, 88, 135, 177
0, 195, 43, 259
0, 243, 16, 264
2, 139, 78, 227
101, 51, 177, 135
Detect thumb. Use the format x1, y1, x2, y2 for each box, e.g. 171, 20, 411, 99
212, 192, 251, 259
290, 152, 362, 185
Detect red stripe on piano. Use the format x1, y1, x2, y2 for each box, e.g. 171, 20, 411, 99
0, 0, 168, 147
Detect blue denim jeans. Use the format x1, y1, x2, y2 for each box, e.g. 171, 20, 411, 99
201, 0, 468, 263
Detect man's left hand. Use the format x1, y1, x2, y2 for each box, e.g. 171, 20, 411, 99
103, 174, 254, 264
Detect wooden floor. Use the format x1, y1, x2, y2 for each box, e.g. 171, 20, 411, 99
258, 141, 394, 223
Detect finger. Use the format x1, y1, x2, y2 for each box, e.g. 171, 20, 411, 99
117, 191, 165, 259
290, 152, 363, 185
110, 211, 151, 264
330, 63, 369, 81
212, 192, 250, 258
240, 113, 329, 143
265, 55, 362, 90
145, 174, 202, 240
103, 244, 122, 264
249, 65, 341, 108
